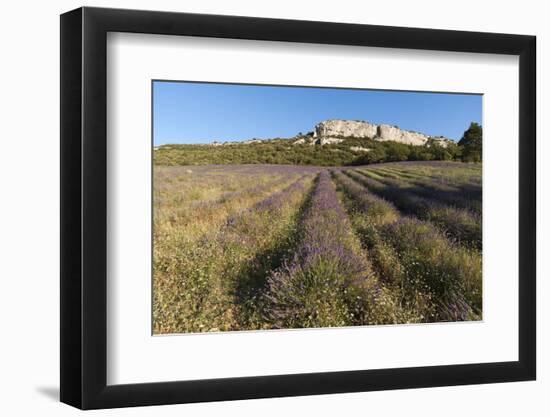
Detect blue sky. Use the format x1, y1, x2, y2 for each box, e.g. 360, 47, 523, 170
153, 81, 482, 145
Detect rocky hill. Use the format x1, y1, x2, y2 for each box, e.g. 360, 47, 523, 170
153, 119, 468, 166
307, 119, 452, 147
195, 119, 453, 149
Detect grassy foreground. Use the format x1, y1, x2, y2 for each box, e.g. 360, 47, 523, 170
153, 161, 482, 333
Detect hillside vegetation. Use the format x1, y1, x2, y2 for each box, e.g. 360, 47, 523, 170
154, 123, 482, 166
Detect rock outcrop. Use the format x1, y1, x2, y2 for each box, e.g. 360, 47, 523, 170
292, 138, 307, 145
350, 146, 371, 153
318, 137, 344, 145
313, 119, 452, 148
376, 124, 428, 146
314, 119, 378, 139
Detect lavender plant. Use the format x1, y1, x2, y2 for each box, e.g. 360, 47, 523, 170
154, 162, 483, 333
333, 170, 481, 322
356, 168, 482, 214
346, 169, 482, 248
264, 171, 401, 328
154, 170, 317, 333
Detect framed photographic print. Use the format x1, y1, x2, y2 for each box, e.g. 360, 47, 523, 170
60, 6, 536, 409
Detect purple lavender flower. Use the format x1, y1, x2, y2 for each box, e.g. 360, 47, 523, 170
264, 171, 376, 328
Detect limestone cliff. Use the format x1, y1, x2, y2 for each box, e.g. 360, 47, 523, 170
312, 119, 452, 147
314, 120, 378, 140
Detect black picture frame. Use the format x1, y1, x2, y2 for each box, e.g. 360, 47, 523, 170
60, 6, 536, 410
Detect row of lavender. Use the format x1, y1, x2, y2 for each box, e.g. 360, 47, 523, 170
353, 167, 482, 214
332, 170, 482, 322
345, 169, 482, 249
154, 162, 482, 333
154, 171, 318, 333
258, 166, 481, 327
262, 171, 415, 328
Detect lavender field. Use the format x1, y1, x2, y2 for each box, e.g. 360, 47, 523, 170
153, 161, 482, 334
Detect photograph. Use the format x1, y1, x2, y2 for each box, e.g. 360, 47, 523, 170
152, 81, 483, 334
